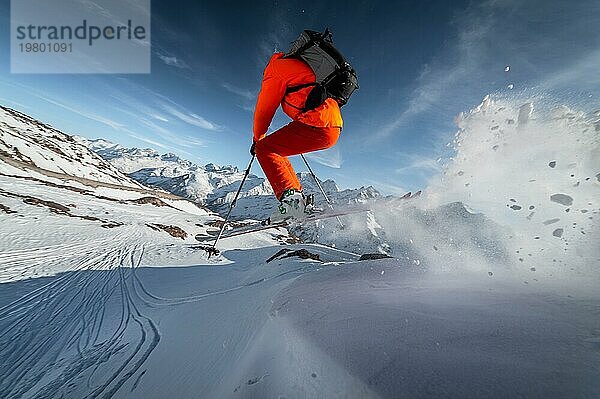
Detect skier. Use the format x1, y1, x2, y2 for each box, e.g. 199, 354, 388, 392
251, 29, 358, 222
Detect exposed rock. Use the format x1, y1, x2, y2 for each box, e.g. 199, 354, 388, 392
146, 223, 187, 239
0, 203, 16, 214
129, 196, 169, 207
359, 253, 393, 261
23, 197, 70, 215
101, 221, 124, 228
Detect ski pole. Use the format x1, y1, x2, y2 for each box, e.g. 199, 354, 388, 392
300, 154, 344, 228
209, 155, 255, 257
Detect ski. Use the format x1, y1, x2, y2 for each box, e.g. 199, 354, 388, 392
196, 190, 422, 242
196, 206, 370, 241
198, 220, 289, 241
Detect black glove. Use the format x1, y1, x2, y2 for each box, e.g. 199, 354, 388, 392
250, 141, 256, 156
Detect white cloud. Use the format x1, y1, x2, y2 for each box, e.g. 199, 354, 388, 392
180, 136, 206, 148
157, 53, 191, 69
305, 148, 343, 169
375, 0, 600, 144
394, 153, 442, 175
106, 87, 172, 125
123, 130, 168, 149
122, 125, 202, 160
151, 42, 191, 70
159, 102, 222, 131
239, 104, 255, 113
0, 80, 213, 158
364, 179, 409, 196
221, 83, 255, 100
0, 97, 28, 109
103, 80, 226, 135
2, 81, 126, 132
138, 118, 205, 149
374, 9, 493, 141
540, 48, 600, 90
150, 114, 169, 122
34, 92, 125, 131
138, 118, 174, 136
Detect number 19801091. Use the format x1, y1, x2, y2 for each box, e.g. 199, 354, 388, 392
19, 43, 72, 53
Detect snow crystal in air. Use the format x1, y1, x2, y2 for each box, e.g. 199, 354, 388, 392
550, 194, 573, 206
552, 228, 564, 238
425, 93, 598, 280
543, 218, 560, 225
517, 103, 533, 125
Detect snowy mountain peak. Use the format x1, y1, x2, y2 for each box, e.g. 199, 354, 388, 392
205, 163, 238, 173
81, 139, 384, 219
75, 136, 162, 163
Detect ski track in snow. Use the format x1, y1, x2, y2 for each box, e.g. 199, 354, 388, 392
0, 231, 159, 398
0, 102, 400, 397
0, 224, 337, 398
1, 96, 599, 397
1, 238, 181, 398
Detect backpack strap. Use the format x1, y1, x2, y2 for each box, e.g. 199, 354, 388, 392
282, 99, 304, 111
285, 82, 318, 95
283, 82, 318, 111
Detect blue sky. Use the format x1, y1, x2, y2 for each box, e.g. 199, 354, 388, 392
0, 0, 598, 195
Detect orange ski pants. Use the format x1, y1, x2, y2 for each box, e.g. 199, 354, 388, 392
254, 121, 341, 200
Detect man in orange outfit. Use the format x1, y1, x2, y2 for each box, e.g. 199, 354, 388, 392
251, 45, 343, 221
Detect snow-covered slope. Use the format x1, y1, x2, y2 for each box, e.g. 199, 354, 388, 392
3, 243, 597, 399
80, 137, 390, 252
1, 95, 598, 398
0, 104, 230, 283
0, 106, 142, 188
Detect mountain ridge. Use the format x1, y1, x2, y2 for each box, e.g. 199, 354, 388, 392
77, 136, 385, 221
1, 104, 393, 253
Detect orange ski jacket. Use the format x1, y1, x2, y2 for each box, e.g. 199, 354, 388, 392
253, 52, 343, 142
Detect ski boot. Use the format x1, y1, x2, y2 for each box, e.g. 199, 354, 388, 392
268, 189, 311, 223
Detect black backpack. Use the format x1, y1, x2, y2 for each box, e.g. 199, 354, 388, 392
283, 29, 358, 112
